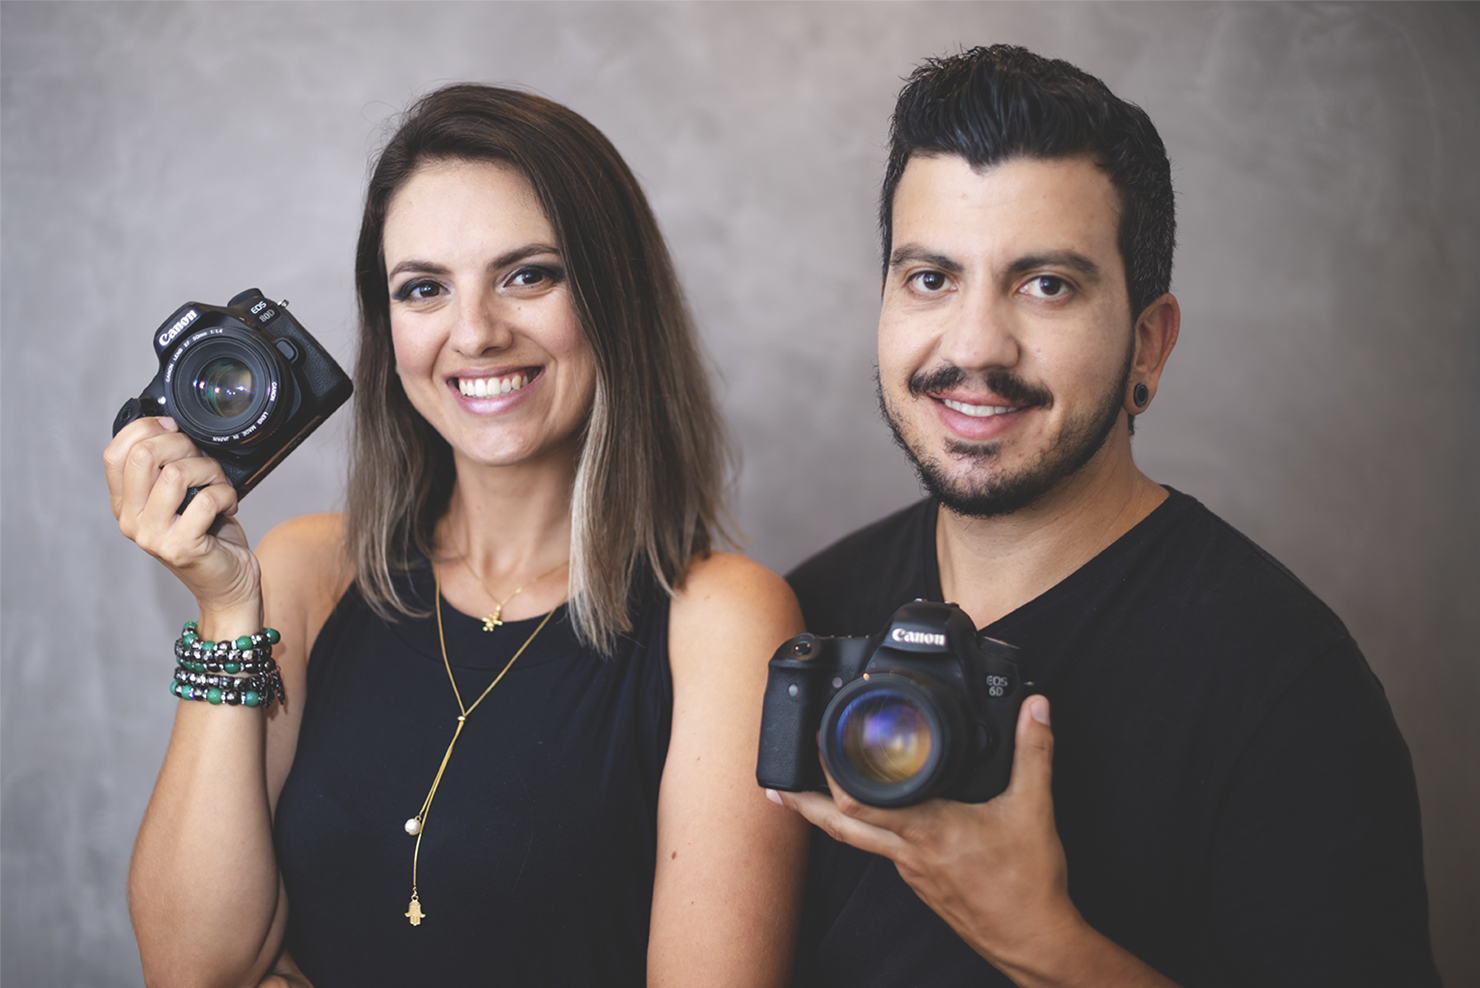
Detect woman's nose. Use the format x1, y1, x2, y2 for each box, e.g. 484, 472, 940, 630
450, 291, 515, 357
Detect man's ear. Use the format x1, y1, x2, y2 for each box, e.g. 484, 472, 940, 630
1123, 293, 1181, 415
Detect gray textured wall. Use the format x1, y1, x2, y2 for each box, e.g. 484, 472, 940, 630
3, 3, 1476, 984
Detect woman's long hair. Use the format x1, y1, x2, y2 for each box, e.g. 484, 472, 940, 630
345, 84, 733, 652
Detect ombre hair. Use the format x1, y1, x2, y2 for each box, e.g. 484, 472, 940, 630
344, 84, 732, 652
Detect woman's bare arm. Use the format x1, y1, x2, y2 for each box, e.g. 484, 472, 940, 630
108, 418, 344, 988
649, 553, 810, 987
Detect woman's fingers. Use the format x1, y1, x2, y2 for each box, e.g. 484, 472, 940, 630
112, 427, 205, 530
106, 416, 257, 608
104, 416, 179, 517
139, 454, 236, 553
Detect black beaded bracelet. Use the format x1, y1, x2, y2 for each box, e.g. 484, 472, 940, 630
170, 678, 271, 707
174, 648, 274, 675
171, 621, 284, 708
172, 667, 276, 693
175, 624, 279, 675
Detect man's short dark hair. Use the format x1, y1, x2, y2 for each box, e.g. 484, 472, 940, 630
881, 45, 1175, 319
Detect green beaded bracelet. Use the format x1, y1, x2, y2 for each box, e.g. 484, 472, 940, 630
171, 621, 284, 709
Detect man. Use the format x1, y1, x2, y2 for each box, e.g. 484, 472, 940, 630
773, 46, 1439, 987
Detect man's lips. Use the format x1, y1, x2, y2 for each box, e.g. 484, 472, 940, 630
929, 392, 1035, 439
938, 397, 1023, 419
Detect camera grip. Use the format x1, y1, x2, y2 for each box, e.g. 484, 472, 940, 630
756, 637, 831, 792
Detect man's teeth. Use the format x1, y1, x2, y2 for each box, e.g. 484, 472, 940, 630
458, 373, 531, 398
941, 398, 1017, 418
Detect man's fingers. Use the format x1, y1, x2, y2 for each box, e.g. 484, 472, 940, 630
1005, 695, 1055, 804
772, 789, 908, 860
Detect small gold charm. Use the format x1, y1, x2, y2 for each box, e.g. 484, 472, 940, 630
481, 604, 504, 631
405, 893, 426, 926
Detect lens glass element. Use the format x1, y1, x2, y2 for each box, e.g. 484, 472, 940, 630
836, 690, 934, 785
194, 357, 256, 419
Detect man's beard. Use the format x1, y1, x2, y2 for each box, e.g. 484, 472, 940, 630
879, 352, 1132, 519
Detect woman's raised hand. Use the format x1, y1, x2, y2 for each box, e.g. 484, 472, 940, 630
103, 416, 262, 625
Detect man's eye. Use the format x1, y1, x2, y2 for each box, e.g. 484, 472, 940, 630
1023, 275, 1069, 299
911, 270, 948, 293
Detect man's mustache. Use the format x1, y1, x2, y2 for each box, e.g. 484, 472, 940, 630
907, 365, 1052, 408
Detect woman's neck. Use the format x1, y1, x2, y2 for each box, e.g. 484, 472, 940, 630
435, 447, 577, 620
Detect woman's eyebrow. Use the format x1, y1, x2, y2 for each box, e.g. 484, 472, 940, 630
387, 244, 561, 281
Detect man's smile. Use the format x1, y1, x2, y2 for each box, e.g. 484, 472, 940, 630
939, 398, 1021, 418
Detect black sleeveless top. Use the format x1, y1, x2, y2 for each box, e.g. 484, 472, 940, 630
274, 565, 672, 987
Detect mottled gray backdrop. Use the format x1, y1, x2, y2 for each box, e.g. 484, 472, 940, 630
3, 3, 1477, 984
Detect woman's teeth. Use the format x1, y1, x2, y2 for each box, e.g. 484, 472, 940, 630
942, 398, 1016, 418
458, 373, 531, 398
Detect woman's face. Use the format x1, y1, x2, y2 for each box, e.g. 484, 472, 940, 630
383, 158, 596, 472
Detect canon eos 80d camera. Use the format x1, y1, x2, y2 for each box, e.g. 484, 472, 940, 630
757, 600, 1030, 808
112, 289, 352, 509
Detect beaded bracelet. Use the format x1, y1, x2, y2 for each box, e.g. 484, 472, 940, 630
175, 650, 275, 675
175, 625, 280, 674
171, 621, 284, 708
172, 667, 280, 696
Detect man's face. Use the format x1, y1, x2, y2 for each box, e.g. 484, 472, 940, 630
878, 154, 1136, 518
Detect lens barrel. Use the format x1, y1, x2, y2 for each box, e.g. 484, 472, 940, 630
168, 328, 293, 448
820, 673, 970, 807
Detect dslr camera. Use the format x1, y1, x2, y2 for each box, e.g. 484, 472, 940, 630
757, 600, 1029, 807
113, 288, 353, 508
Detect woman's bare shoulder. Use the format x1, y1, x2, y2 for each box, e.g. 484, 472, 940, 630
258, 513, 350, 585
669, 552, 801, 670
675, 551, 794, 606
257, 513, 353, 649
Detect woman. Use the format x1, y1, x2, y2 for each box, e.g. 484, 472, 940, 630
104, 85, 807, 987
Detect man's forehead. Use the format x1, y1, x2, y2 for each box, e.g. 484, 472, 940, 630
889, 153, 1122, 266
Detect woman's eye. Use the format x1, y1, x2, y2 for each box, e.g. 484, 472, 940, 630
393, 279, 443, 302
1023, 275, 1069, 299
507, 265, 563, 290
910, 270, 948, 293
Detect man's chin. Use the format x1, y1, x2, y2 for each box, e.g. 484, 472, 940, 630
925, 470, 1058, 519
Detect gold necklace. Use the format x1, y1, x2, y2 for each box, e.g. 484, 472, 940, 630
458, 550, 569, 632
403, 563, 557, 927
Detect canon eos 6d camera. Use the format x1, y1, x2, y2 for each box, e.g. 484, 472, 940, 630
113, 289, 352, 509
757, 600, 1030, 808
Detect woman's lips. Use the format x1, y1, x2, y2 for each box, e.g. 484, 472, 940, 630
447, 367, 543, 408
455, 370, 534, 398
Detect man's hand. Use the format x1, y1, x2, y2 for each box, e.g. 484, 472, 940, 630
771, 697, 1178, 987
774, 696, 1076, 968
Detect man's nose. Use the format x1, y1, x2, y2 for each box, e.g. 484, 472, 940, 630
937, 291, 1020, 372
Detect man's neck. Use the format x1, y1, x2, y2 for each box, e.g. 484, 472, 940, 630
935, 445, 1167, 629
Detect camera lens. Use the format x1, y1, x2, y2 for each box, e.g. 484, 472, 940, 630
820, 672, 968, 807
195, 357, 256, 418
167, 327, 293, 449
836, 690, 933, 784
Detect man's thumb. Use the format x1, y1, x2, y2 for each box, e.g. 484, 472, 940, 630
1006, 694, 1054, 799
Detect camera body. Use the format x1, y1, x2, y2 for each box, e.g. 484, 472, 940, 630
112, 288, 352, 508
757, 600, 1028, 807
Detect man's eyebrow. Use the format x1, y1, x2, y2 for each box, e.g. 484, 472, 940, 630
888, 245, 963, 275
386, 243, 561, 280
1005, 251, 1103, 284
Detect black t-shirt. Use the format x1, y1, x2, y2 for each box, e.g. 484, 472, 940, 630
786, 490, 1439, 988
